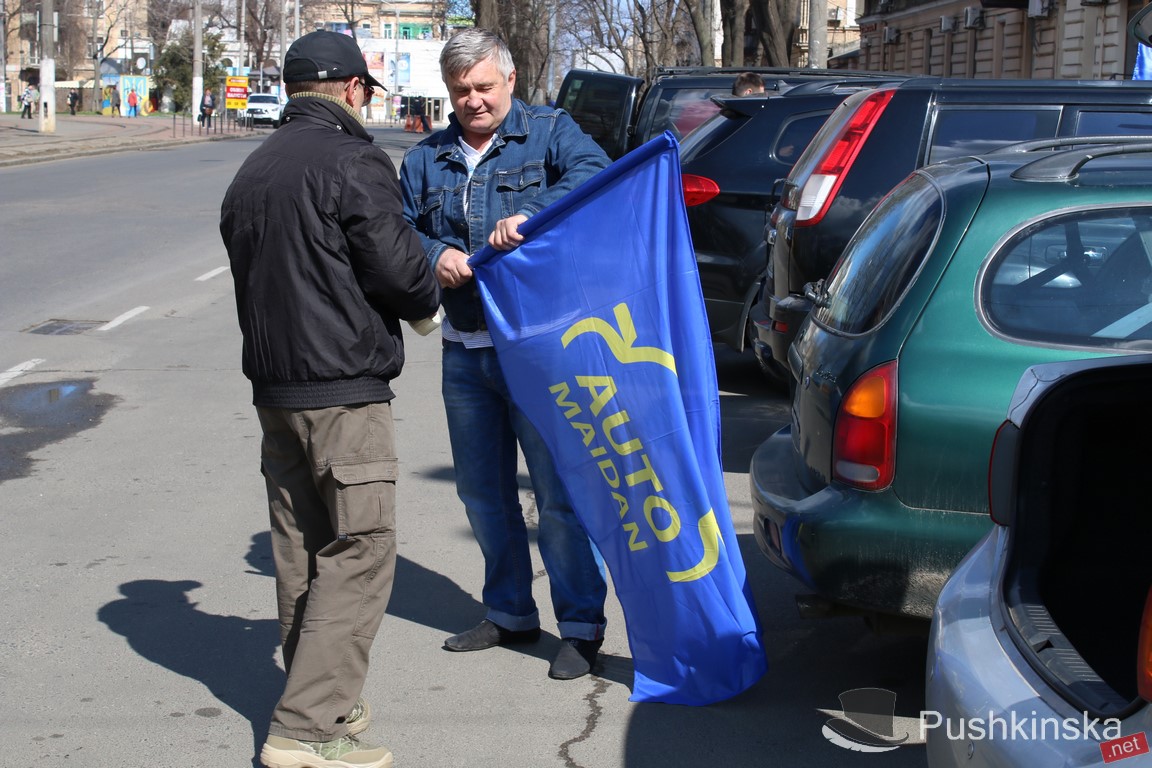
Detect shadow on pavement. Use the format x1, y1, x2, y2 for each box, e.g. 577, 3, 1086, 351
96, 579, 281, 767
618, 535, 929, 767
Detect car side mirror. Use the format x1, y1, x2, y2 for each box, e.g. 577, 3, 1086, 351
1130, 4, 1152, 47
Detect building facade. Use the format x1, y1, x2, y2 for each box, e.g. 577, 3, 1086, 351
846, 0, 1146, 78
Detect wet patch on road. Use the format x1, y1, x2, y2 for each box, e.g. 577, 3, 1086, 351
0, 378, 119, 483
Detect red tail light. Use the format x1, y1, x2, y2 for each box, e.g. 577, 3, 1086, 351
833, 360, 897, 491
795, 89, 895, 226
682, 174, 721, 206
1138, 587, 1152, 700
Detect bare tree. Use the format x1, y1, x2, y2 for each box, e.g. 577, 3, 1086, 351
748, 0, 798, 66
681, 0, 713, 66
471, 0, 552, 103
718, 0, 749, 65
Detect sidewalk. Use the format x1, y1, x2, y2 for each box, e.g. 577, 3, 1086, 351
0, 112, 250, 168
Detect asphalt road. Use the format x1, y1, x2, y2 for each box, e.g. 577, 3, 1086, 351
0, 133, 931, 768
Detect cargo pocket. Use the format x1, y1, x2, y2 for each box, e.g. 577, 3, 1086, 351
330, 458, 398, 540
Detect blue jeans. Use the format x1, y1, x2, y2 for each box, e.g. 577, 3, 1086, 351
442, 341, 607, 641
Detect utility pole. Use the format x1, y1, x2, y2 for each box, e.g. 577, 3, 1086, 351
808, 0, 828, 67
90, 0, 102, 115
192, 0, 202, 122
279, 0, 286, 94
238, 0, 245, 84
38, 0, 55, 132
1, 3, 8, 113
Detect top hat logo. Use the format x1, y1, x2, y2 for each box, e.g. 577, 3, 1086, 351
822, 688, 910, 753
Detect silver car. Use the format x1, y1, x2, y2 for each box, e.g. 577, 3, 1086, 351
926, 355, 1152, 767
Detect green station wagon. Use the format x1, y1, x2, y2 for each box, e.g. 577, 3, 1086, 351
749, 138, 1152, 623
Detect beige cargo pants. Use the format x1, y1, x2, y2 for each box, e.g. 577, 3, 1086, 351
256, 402, 398, 742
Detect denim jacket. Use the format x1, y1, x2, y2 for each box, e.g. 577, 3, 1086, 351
399, 99, 610, 332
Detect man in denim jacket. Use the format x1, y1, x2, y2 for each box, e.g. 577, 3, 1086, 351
400, 28, 611, 680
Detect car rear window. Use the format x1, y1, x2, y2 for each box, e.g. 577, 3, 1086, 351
927, 107, 1060, 163
679, 107, 828, 167
983, 208, 1152, 349
651, 88, 723, 140
558, 77, 634, 151
812, 172, 943, 334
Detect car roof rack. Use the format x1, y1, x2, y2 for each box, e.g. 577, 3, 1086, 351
992, 135, 1152, 154
1010, 140, 1152, 181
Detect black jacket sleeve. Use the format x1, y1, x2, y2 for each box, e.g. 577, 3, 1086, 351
341, 147, 441, 322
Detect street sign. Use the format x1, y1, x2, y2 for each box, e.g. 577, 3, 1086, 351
225, 76, 248, 111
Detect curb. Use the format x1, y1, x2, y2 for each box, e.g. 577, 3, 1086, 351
0, 131, 248, 169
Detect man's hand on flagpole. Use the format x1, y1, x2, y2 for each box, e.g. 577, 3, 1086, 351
436, 248, 474, 288
489, 215, 528, 251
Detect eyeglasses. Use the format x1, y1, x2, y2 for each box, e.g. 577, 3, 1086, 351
348, 79, 374, 100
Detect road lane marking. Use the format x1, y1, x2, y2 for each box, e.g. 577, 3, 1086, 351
195, 266, 230, 282
0, 358, 46, 387
97, 306, 150, 331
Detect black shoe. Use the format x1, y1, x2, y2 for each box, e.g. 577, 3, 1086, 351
548, 638, 603, 680
443, 619, 541, 652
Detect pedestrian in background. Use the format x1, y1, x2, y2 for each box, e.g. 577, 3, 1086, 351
20, 84, 35, 119
127, 88, 139, 117
732, 72, 766, 96
68, 88, 80, 115
109, 85, 121, 115
410, 95, 427, 133
399, 28, 611, 681
220, 29, 439, 768
200, 87, 215, 128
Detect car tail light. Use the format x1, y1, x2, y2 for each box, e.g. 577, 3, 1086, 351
1138, 587, 1152, 701
833, 360, 897, 490
682, 174, 720, 206
794, 89, 895, 226
987, 420, 1019, 526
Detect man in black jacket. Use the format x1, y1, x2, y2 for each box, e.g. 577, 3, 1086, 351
220, 30, 439, 768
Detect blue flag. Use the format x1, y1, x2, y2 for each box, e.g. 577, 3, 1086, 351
1136, 43, 1152, 80
470, 133, 768, 705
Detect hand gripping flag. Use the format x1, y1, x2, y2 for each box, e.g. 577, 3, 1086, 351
470, 133, 768, 705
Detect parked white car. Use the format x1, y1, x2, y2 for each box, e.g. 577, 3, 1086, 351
239, 93, 283, 127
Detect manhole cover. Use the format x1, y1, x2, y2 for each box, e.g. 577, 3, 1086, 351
25, 320, 104, 336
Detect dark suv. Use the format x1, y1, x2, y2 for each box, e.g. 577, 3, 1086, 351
677, 79, 903, 351
557, 67, 897, 161
558, 68, 904, 351
753, 77, 1152, 382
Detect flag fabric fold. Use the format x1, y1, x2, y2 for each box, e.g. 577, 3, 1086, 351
470, 133, 768, 705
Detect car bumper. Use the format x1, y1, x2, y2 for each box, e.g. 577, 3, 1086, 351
749, 426, 991, 619
756, 291, 810, 373
926, 527, 1149, 767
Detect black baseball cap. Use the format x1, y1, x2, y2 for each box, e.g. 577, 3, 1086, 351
283, 30, 385, 90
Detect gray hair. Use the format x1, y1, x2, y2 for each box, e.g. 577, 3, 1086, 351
440, 28, 514, 82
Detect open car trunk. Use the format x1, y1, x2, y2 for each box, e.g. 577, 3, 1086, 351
997, 355, 1152, 719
